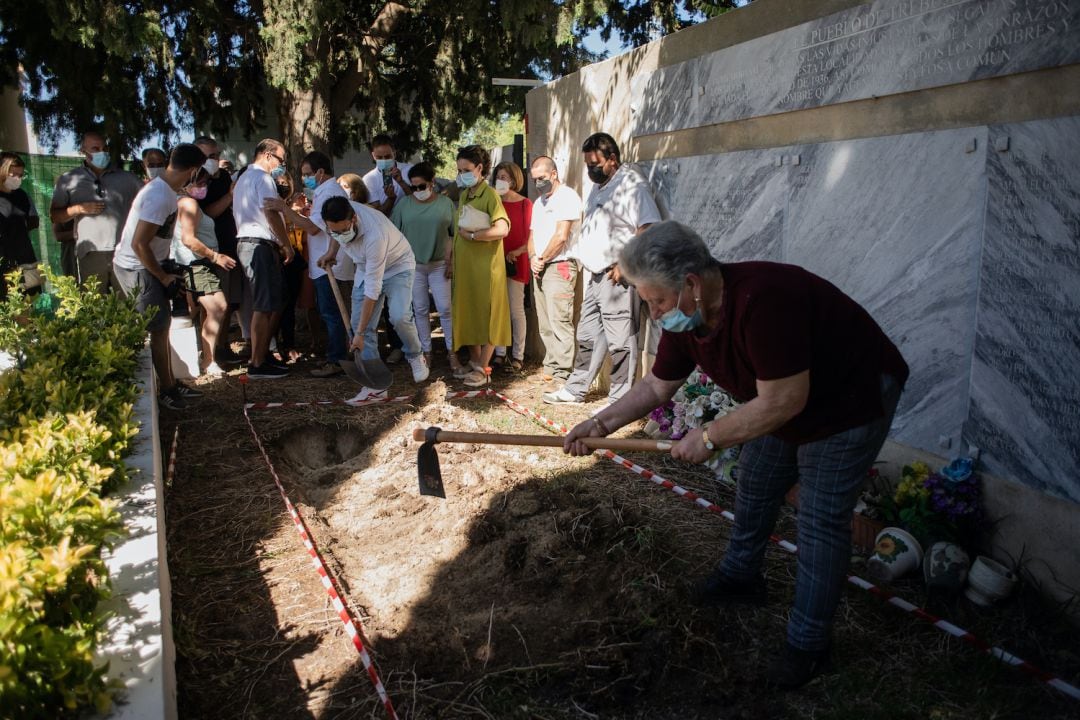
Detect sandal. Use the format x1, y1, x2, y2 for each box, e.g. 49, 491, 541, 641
463, 366, 491, 388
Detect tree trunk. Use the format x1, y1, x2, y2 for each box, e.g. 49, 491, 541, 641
277, 83, 332, 174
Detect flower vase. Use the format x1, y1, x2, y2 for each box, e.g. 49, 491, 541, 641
964, 555, 1018, 606
922, 541, 971, 594
866, 527, 924, 582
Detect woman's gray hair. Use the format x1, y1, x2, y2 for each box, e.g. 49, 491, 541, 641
618, 220, 720, 291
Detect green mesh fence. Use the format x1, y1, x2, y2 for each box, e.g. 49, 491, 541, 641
21, 153, 85, 273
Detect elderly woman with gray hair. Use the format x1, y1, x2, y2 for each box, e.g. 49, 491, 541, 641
563, 220, 909, 689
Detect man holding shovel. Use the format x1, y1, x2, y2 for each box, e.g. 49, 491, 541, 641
319, 196, 428, 400
562, 221, 909, 690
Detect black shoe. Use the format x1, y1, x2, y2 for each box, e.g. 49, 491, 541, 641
175, 382, 203, 399
266, 355, 289, 369
691, 569, 768, 607
159, 387, 188, 410
766, 641, 832, 689
216, 347, 243, 365
247, 363, 289, 380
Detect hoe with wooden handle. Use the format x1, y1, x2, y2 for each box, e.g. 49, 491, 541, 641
414, 426, 673, 498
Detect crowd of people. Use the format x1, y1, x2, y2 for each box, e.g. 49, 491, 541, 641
1, 129, 666, 411
2, 126, 913, 690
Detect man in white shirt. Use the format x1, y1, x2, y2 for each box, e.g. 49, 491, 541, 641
112, 143, 208, 410
319, 196, 429, 397
362, 133, 414, 217
232, 138, 295, 379
528, 156, 582, 386
544, 132, 661, 407
268, 150, 355, 378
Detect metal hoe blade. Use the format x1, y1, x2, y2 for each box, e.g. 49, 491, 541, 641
417, 426, 445, 498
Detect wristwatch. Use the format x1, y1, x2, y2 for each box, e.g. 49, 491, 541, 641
702, 422, 716, 451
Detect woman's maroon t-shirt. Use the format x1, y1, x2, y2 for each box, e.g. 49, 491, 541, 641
651, 261, 909, 445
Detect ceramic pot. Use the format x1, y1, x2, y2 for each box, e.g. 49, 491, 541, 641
922, 542, 971, 593
964, 555, 1018, 606
866, 527, 924, 582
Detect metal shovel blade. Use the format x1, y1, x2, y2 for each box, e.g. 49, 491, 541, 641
417, 427, 446, 498
338, 351, 394, 390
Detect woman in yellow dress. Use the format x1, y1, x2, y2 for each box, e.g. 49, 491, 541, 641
448, 144, 511, 386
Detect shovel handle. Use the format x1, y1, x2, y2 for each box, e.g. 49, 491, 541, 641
413, 427, 673, 453
326, 273, 354, 340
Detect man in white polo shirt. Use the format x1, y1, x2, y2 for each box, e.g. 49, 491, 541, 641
544, 132, 661, 407
319, 196, 429, 399
528, 155, 582, 387
267, 150, 355, 378
232, 138, 294, 379
112, 143, 208, 410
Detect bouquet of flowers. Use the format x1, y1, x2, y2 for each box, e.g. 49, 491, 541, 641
644, 367, 741, 480
861, 458, 981, 547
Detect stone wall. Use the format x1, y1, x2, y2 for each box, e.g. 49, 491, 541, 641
526, 0, 1080, 506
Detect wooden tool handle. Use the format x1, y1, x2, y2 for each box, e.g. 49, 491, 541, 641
326, 273, 354, 340
412, 428, 673, 452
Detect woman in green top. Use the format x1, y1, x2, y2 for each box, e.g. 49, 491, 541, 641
390, 161, 465, 376
449, 145, 510, 387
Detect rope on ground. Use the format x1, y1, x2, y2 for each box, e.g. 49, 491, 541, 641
238, 376, 400, 720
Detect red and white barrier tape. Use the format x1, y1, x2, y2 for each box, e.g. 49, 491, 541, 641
165, 426, 179, 485
239, 378, 400, 720
245, 395, 413, 411
449, 388, 1080, 701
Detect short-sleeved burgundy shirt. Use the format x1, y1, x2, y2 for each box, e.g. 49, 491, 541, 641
651, 261, 909, 445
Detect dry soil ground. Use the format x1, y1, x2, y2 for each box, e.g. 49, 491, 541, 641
163, 345, 1080, 719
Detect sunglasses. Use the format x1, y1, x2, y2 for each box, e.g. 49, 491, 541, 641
410, 183, 430, 191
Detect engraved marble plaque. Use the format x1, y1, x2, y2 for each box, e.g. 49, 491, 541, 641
965, 117, 1080, 502
631, 0, 1080, 136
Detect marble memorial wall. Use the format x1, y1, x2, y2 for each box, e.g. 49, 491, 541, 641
622, 0, 1080, 502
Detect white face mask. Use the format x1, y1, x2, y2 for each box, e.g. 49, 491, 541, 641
494, 179, 511, 195
146, 167, 163, 180
203, 158, 220, 175
3, 175, 22, 191
331, 225, 358, 245
413, 189, 432, 202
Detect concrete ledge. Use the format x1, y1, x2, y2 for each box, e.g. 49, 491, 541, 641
93, 348, 176, 720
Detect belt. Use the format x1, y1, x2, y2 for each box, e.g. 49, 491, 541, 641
237, 236, 276, 246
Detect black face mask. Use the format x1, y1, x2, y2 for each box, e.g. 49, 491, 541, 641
534, 177, 552, 194
587, 164, 608, 184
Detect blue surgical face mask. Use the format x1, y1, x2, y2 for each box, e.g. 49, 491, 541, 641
89, 151, 110, 169
659, 286, 703, 333
302, 175, 317, 190
457, 171, 477, 188
376, 158, 395, 172
270, 165, 287, 179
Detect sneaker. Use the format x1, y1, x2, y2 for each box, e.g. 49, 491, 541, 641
765, 641, 832, 689
175, 382, 204, 399
542, 387, 583, 405
386, 348, 404, 364
310, 362, 344, 378
159, 387, 188, 411
247, 363, 289, 380
346, 387, 388, 404
407, 354, 430, 383
690, 569, 768, 607
463, 367, 490, 388
204, 362, 225, 377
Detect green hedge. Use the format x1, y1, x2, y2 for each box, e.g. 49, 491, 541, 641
0, 270, 147, 718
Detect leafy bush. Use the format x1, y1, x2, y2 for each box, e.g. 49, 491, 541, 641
0, 269, 147, 718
